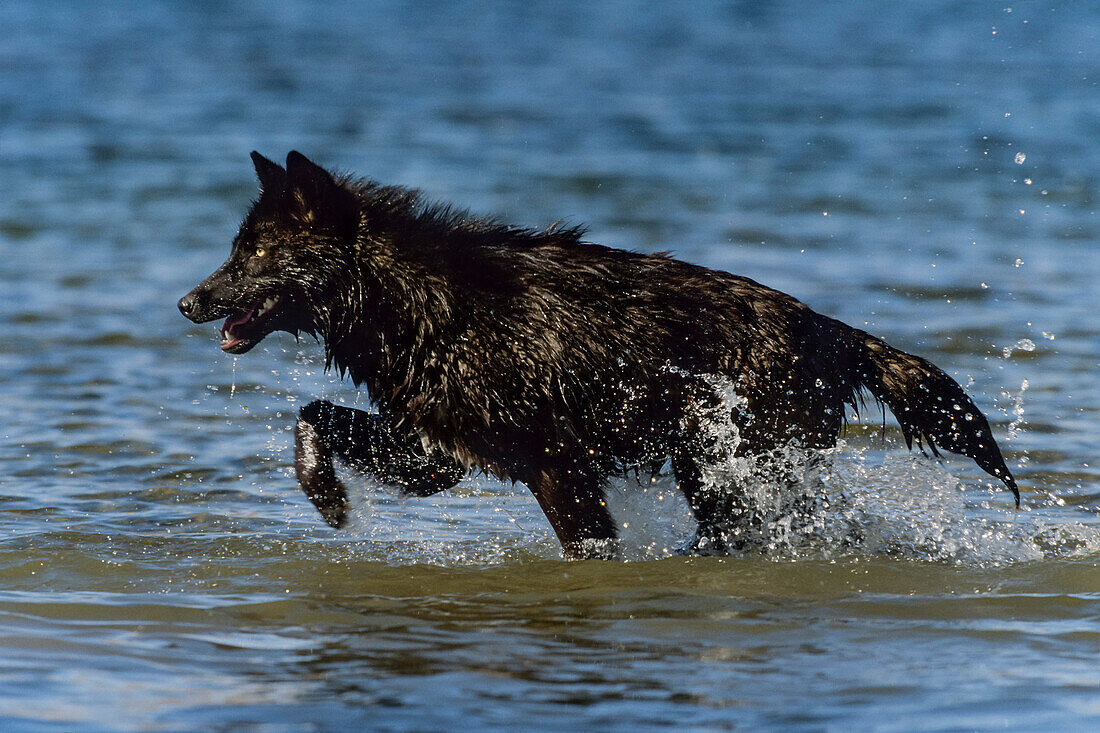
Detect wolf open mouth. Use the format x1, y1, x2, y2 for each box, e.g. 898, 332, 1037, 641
220, 295, 282, 353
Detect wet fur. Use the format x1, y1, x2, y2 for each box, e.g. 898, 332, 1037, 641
180, 151, 1018, 559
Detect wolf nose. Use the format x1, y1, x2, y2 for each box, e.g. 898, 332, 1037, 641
178, 294, 198, 319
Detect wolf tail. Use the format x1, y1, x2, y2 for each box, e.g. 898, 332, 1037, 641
854, 330, 1019, 506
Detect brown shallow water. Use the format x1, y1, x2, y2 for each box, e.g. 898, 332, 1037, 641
1, 0, 1098, 729
0, 540, 1096, 730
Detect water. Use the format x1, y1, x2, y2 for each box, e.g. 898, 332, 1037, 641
1, 0, 1097, 729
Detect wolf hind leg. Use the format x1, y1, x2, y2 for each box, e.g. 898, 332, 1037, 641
672, 456, 735, 555
673, 449, 835, 555
295, 400, 464, 528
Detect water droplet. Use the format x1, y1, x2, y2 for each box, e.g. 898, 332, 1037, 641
1014, 258, 1024, 267
1007, 379, 1029, 441
1014, 152, 1026, 164
1002, 338, 1036, 359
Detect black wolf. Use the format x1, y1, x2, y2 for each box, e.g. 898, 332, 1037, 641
179, 151, 1018, 559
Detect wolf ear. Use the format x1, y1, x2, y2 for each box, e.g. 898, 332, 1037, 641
250, 151, 287, 193
286, 150, 333, 184
284, 151, 357, 235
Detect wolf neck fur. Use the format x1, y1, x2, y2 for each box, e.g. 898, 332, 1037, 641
328, 182, 483, 407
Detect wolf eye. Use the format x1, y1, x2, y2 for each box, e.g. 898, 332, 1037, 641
254, 248, 266, 258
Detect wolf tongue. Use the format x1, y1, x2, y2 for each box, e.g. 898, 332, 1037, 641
222, 307, 257, 336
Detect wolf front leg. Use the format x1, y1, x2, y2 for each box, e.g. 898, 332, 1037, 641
526, 466, 619, 560
294, 400, 465, 528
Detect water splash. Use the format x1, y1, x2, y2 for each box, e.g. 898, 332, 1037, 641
603, 474, 695, 560
608, 446, 1099, 567
334, 470, 555, 566
814, 451, 1039, 565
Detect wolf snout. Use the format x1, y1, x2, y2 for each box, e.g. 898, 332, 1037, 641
177, 292, 201, 321
178, 289, 218, 323
177, 293, 195, 317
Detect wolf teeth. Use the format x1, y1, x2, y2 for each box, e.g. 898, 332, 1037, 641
260, 296, 278, 313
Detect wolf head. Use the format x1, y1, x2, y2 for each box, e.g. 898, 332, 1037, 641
178, 151, 362, 354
